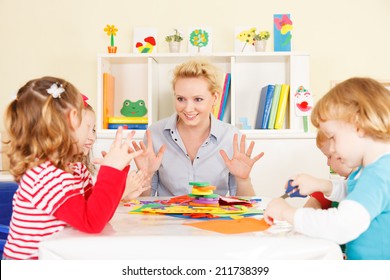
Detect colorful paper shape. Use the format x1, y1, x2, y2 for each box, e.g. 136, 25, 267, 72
235, 27, 256, 53
133, 27, 157, 54
120, 99, 148, 117
294, 86, 313, 117
274, 14, 293, 52
188, 27, 212, 53
294, 86, 313, 132
186, 218, 270, 234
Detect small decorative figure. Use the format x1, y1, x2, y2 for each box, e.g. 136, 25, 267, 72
135, 36, 156, 53
294, 85, 313, 132
120, 99, 148, 117
104, 24, 118, 53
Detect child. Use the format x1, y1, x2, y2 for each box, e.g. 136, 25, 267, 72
264, 77, 390, 260
81, 101, 150, 202
303, 130, 352, 209
82, 102, 98, 175
2, 76, 143, 260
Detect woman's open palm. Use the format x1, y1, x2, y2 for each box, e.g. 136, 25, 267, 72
220, 134, 264, 179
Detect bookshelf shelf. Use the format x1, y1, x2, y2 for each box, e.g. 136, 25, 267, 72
94, 52, 330, 198
96, 52, 310, 139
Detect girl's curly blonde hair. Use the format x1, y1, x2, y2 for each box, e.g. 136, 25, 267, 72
4, 76, 84, 181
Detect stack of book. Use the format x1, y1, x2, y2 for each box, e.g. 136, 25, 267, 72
107, 116, 148, 130
255, 84, 290, 129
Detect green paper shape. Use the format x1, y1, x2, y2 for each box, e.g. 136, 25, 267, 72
120, 99, 148, 117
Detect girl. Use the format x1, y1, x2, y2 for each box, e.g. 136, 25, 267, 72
264, 77, 390, 259
133, 59, 264, 196
2, 76, 142, 260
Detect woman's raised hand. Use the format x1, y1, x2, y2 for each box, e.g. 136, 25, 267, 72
219, 134, 264, 180
132, 130, 166, 176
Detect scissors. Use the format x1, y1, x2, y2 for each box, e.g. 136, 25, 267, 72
280, 179, 307, 199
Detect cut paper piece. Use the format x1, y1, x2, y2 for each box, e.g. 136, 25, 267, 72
186, 217, 270, 234
274, 14, 293, 52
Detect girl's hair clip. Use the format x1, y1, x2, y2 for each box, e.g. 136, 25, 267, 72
81, 94, 89, 107
46, 83, 65, 98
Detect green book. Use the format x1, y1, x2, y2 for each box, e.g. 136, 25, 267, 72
267, 84, 282, 129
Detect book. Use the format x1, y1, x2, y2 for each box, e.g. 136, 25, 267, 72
274, 84, 290, 129
108, 123, 148, 130
259, 84, 275, 129
254, 86, 268, 129
212, 73, 228, 118
267, 84, 282, 129
103, 73, 115, 129
108, 116, 148, 124
218, 73, 231, 120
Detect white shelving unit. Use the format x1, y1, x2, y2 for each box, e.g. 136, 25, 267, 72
94, 52, 328, 200
97, 52, 310, 139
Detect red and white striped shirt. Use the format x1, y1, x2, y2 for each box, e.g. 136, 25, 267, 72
3, 161, 128, 260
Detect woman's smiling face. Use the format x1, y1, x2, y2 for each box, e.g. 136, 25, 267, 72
174, 77, 218, 127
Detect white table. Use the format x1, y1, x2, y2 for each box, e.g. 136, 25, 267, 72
38, 197, 342, 260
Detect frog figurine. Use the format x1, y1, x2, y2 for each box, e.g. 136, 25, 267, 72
120, 99, 148, 117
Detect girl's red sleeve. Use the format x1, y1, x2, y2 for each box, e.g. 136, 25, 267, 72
54, 165, 130, 233
310, 191, 332, 209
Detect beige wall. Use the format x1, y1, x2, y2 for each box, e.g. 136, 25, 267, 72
1, 0, 390, 131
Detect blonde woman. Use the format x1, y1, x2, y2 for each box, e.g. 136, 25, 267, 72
133, 59, 264, 196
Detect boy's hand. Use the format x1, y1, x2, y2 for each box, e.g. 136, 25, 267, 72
290, 174, 333, 196
264, 198, 296, 225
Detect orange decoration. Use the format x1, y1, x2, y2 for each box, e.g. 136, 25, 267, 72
186, 217, 270, 234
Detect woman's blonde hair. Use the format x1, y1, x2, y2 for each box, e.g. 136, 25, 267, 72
4, 76, 84, 181
172, 59, 222, 96
311, 77, 390, 141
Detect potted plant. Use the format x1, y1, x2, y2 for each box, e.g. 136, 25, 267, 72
165, 29, 184, 53
253, 29, 270, 52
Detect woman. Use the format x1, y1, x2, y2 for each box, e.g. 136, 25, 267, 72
134, 59, 264, 196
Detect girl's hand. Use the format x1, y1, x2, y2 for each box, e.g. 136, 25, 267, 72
219, 134, 264, 180
121, 170, 151, 202
95, 127, 142, 170
132, 130, 166, 177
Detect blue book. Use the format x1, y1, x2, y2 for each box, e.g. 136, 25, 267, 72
108, 123, 148, 130
255, 86, 267, 129
260, 85, 275, 129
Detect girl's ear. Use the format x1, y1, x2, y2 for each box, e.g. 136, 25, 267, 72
69, 108, 80, 130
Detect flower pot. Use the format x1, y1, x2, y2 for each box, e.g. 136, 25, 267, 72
254, 40, 267, 52
169, 41, 181, 53
108, 46, 117, 53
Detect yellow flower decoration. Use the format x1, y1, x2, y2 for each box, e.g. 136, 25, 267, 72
104, 24, 118, 46
104, 25, 118, 36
